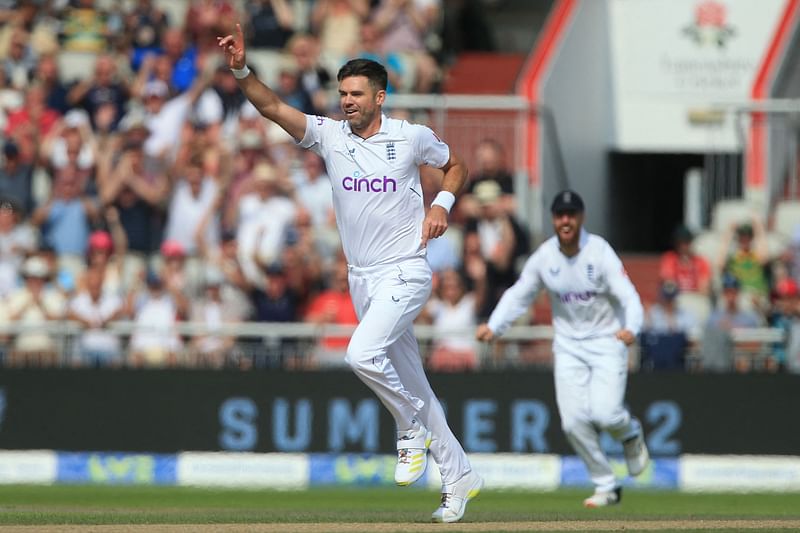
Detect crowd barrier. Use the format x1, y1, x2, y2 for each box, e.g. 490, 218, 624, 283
0, 321, 786, 370
2, 450, 799, 492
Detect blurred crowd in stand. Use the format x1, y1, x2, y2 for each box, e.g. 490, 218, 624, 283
0, 1, 795, 373
641, 218, 800, 374
0, 0, 534, 371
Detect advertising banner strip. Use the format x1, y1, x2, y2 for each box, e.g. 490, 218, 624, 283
309, 453, 401, 486
0, 450, 56, 485
56, 452, 177, 485
680, 454, 800, 492
177, 452, 309, 489
425, 453, 562, 491
560, 456, 679, 489
2, 370, 799, 456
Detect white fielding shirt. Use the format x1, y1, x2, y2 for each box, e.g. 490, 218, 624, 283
299, 113, 450, 268
487, 230, 643, 340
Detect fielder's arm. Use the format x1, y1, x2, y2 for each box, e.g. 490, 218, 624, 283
217, 24, 307, 141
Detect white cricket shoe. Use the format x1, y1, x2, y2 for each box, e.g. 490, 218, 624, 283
395, 421, 431, 486
583, 487, 622, 508
431, 470, 484, 523
623, 431, 650, 477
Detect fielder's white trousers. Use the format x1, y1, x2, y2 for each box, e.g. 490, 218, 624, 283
345, 257, 471, 485
554, 334, 640, 492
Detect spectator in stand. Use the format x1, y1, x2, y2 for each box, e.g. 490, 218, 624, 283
245, 0, 295, 50
184, 0, 238, 55
764, 277, 799, 372
0, 140, 34, 214
0, 198, 36, 297
421, 268, 483, 372
176, 116, 233, 183
37, 242, 76, 298
700, 273, 762, 373
352, 21, 405, 94
274, 62, 316, 116
79, 224, 125, 296
0, 255, 65, 367
248, 261, 300, 368
139, 59, 216, 164
250, 262, 298, 322
0, 1, 58, 62
5, 82, 60, 151
195, 201, 253, 321
223, 128, 269, 227
128, 268, 184, 368
310, 0, 370, 61
2, 27, 37, 90
40, 109, 96, 189
458, 139, 515, 220
208, 64, 247, 141
287, 34, 333, 114
639, 281, 695, 371
189, 266, 240, 368
371, 0, 442, 93
464, 180, 529, 319
235, 162, 297, 285
67, 54, 130, 131
659, 225, 712, 296
717, 218, 770, 310
293, 151, 333, 227
60, 0, 108, 53
126, 0, 170, 71
30, 167, 99, 264
32, 53, 70, 114
97, 118, 168, 261
305, 260, 358, 368
163, 155, 221, 257
157, 28, 198, 94
159, 238, 201, 303
68, 266, 126, 368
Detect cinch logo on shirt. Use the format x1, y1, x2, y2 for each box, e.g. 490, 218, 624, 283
342, 176, 397, 193
559, 290, 597, 304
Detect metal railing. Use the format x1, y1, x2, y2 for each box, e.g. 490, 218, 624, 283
0, 320, 786, 372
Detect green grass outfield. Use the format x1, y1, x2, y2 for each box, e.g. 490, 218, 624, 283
0, 485, 799, 528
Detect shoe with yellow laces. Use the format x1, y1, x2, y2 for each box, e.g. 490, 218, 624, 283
394, 420, 431, 486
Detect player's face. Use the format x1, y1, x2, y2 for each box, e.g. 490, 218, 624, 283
552, 210, 583, 246
338, 75, 385, 133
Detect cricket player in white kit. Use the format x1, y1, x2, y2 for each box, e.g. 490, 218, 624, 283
218, 25, 481, 522
477, 190, 650, 507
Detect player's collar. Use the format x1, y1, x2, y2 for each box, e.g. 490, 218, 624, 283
344, 114, 390, 138
578, 228, 589, 249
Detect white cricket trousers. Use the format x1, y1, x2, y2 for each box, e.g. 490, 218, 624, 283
345, 257, 472, 485
553, 334, 640, 492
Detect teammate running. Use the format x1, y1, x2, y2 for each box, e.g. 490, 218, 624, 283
476, 190, 649, 507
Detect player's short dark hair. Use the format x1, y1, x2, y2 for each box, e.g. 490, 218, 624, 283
337, 59, 388, 92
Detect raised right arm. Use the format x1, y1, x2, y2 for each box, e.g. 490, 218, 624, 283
217, 24, 307, 142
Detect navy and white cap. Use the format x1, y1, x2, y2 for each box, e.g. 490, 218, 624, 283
550, 190, 585, 214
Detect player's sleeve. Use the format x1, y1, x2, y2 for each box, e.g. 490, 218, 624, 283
298, 114, 333, 158
603, 244, 644, 335
408, 123, 450, 168
486, 251, 543, 336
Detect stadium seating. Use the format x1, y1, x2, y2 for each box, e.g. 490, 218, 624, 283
710, 198, 762, 233
772, 200, 800, 241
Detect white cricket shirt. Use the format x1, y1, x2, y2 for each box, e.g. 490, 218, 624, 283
299, 113, 450, 268
487, 230, 644, 340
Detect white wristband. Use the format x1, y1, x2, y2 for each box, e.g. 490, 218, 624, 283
231, 65, 251, 80
431, 191, 456, 213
